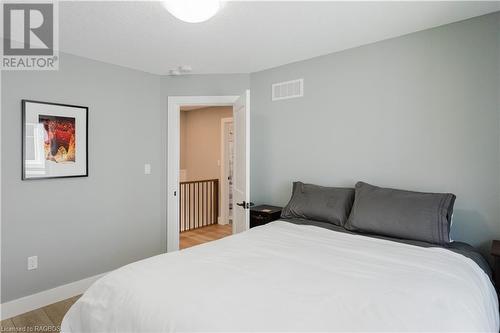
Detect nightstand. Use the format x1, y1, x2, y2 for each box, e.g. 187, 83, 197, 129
490, 240, 500, 291
250, 205, 282, 228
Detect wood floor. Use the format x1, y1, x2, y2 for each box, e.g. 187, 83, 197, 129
1, 295, 81, 332
1, 223, 233, 332
180, 223, 233, 249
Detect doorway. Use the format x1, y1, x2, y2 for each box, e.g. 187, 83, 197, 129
167, 92, 250, 252
178, 107, 233, 249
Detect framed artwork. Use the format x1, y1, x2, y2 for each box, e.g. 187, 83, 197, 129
22, 100, 88, 180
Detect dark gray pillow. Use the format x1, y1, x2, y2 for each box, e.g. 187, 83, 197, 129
281, 182, 355, 226
345, 182, 456, 245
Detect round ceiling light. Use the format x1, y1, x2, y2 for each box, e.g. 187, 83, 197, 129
163, 0, 222, 23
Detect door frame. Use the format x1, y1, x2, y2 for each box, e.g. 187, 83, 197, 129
219, 117, 233, 226
167, 96, 239, 252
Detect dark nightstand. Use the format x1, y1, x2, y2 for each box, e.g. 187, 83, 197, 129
250, 205, 282, 228
491, 240, 500, 291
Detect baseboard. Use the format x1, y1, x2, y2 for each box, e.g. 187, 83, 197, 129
218, 217, 229, 225
0, 272, 107, 320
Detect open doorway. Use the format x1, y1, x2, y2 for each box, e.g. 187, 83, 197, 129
167, 92, 250, 252
178, 106, 233, 249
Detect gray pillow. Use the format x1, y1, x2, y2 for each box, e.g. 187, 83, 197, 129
281, 182, 355, 226
345, 182, 456, 245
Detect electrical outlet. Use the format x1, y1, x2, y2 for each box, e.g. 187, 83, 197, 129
27, 256, 38, 270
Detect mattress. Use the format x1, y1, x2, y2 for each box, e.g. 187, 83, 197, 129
61, 221, 499, 332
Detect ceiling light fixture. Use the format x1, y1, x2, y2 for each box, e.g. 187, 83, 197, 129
162, 0, 222, 23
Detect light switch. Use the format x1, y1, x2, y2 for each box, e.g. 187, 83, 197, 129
144, 164, 151, 175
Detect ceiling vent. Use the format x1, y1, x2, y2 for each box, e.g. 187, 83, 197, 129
272, 79, 303, 101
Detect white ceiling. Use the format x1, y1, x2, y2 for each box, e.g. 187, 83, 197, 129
59, 1, 500, 75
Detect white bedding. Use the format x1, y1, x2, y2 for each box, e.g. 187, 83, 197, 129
62, 221, 499, 332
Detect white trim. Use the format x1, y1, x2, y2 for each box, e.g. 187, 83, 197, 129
167, 96, 239, 252
219, 117, 233, 225
0, 272, 106, 320
243, 90, 251, 231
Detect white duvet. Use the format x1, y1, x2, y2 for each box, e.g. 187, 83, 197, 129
62, 221, 499, 332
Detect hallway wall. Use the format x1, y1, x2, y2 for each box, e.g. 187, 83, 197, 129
180, 106, 233, 183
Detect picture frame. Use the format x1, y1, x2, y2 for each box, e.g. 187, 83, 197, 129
22, 100, 89, 180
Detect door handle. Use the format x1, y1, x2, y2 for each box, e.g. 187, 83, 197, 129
236, 201, 255, 209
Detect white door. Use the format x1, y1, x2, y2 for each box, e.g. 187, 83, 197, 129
232, 90, 250, 234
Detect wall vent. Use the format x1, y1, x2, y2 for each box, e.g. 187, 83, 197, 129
272, 79, 303, 101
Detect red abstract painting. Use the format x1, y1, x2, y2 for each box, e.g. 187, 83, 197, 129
39, 115, 76, 163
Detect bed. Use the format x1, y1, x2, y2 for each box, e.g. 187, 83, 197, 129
62, 220, 498, 332
61, 182, 499, 332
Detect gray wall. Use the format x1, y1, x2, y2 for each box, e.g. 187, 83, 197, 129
1, 53, 164, 302
161, 74, 249, 96
250, 12, 500, 253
